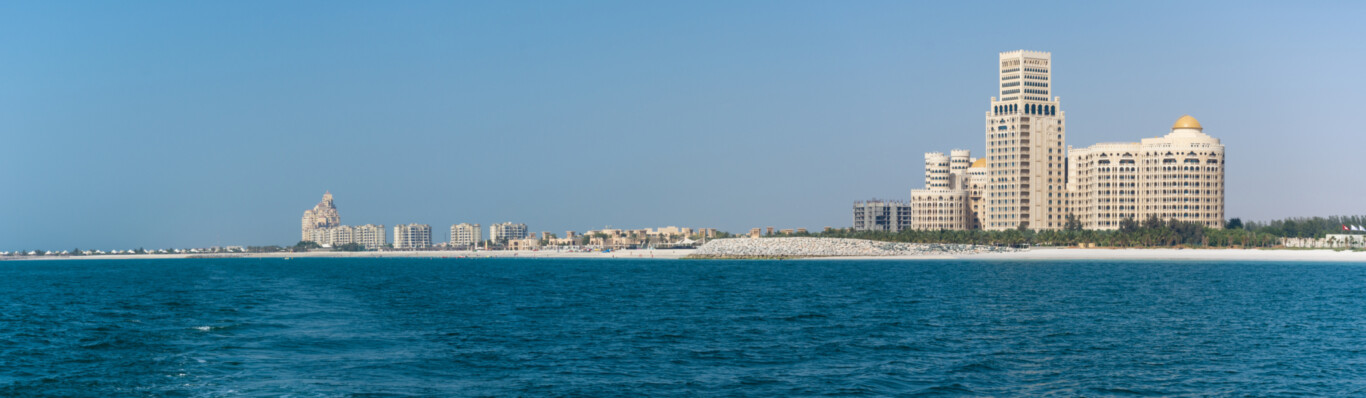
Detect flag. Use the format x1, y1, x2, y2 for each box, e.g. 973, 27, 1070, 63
1345, 225, 1351, 231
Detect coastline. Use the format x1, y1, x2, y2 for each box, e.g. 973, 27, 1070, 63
3, 249, 697, 261
6, 247, 1366, 262
952, 247, 1366, 262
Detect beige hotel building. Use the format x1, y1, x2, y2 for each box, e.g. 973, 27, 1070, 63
983, 50, 1068, 230
1066, 115, 1225, 229
893, 50, 1225, 232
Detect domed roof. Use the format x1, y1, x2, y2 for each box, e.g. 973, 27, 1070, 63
970, 158, 986, 168
1172, 115, 1202, 130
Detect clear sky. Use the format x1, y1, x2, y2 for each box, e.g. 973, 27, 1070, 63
3, 1, 1364, 250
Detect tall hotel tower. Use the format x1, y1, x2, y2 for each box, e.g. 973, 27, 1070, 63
984, 50, 1067, 230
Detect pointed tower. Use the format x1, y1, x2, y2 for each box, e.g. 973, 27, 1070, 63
301, 191, 341, 241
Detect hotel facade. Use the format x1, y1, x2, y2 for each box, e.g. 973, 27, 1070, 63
489, 222, 529, 242
393, 223, 433, 249
861, 50, 1226, 232
1066, 115, 1225, 229
450, 223, 483, 247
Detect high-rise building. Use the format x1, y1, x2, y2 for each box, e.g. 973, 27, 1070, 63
1066, 115, 1225, 229
489, 222, 528, 242
852, 200, 913, 232
984, 50, 1068, 230
849, 50, 1229, 233
329, 225, 355, 246
450, 223, 483, 247
301, 191, 341, 241
353, 224, 387, 249
393, 223, 432, 249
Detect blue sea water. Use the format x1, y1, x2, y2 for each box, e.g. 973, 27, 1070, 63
2, 258, 1366, 396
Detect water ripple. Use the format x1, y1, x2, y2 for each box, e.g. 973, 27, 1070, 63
2, 258, 1366, 396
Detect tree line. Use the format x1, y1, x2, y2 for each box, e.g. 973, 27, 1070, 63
767, 214, 1365, 248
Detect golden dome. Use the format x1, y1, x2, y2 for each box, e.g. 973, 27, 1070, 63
1172, 115, 1202, 130
970, 158, 986, 168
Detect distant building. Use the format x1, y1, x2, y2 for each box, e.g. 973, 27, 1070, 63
853, 200, 913, 232
353, 224, 387, 249
581, 226, 709, 248
1066, 115, 1225, 229
301, 191, 340, 241
327, 225, 355, 247
507, 236, 541, 251
966, 159, 988, 229
906, 150, 983, 231
450, 223, 483, 247
910, 189, 971, 230
489, 222, 528, 242
1283, 234, 1364, 249
393, 223, 432, 249
984, 50, 1068, 230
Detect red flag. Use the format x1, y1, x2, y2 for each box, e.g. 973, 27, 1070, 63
1345, 225, 1350, 231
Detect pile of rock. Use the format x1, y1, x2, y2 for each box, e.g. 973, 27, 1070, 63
688, 237, 1016, 259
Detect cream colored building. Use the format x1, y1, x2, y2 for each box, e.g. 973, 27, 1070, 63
983, 50, 1068, 230
393, 223, 432, 249
907, 150, 984, 230
966, 159, 988, 229
581, 226, 706, 247
307, 224, 385, 248
450, 223, 482, 247
301, 191, 341, 241
507, 234, 542, 251
489, 222, 528, 242
1067, 115, 1225, 229
925, 152, 950, 189
352, 224, 387, 249
309, 226, 352, 247
910, 189, 970, 230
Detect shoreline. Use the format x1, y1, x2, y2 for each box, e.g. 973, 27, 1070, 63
4, 247, 1366, 262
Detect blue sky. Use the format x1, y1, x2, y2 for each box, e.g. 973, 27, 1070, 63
2, 1, 1364, 249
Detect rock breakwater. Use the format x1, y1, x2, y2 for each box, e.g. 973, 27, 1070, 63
688, 237, 1017, 259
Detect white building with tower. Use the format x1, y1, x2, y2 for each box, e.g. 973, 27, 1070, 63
984, 50, 1068, 230
870, 50, 1227, 232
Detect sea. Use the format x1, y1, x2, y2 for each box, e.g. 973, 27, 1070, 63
2, 258, 1365, 396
